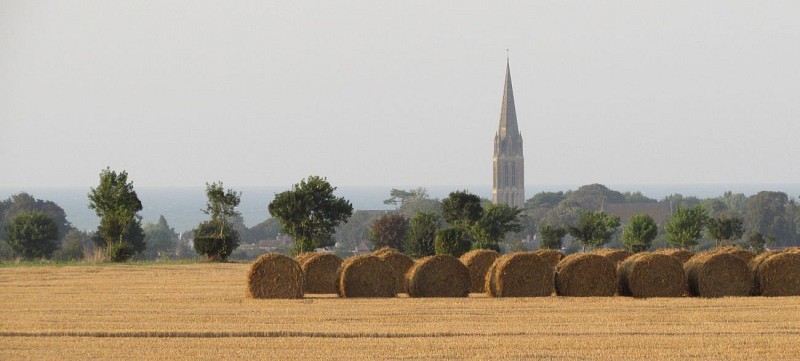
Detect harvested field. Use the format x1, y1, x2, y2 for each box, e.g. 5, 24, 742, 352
3, 264, 800, 360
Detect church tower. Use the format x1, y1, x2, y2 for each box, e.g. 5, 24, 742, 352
492, 59, 525, 209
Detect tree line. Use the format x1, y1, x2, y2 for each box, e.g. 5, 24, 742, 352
2, 170, 799, 262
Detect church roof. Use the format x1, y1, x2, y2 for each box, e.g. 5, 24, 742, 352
498, 59, 520, 138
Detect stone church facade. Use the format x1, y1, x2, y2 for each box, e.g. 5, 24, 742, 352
492, 60, 525, 209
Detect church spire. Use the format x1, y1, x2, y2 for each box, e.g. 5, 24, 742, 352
498, 58, 519, 138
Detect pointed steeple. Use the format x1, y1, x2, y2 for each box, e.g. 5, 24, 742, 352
498, 58, 519, 138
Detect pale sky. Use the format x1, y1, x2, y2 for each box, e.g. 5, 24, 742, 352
2, 1, 799, 188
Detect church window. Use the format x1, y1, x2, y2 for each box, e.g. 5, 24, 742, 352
512, 162, 516, 186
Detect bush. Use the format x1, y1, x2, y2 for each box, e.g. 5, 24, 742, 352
105, 241, 135, 262
3, 211, 60, 260
53, 236, 85, 261
193, 221, 240, 261
434, 227, 472, 257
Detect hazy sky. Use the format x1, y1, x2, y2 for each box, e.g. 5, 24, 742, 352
2, 1, 799, 189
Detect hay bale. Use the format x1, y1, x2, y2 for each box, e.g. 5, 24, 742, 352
485, 252, 553, 297
712, 245, 755, 264
337, 255, 397, 298
376, 251, 415, 293
752, 251, 800, 296
247, 253, 304, 299
299, 253, 342, 294
532, 249, 565, 270
554, 253, 617, 297
618, 253, 686, 298
592, 249, 633, 267
459, 249, 499, 293
684, 252, 751, 298
294, 252, 315, 264
407, 255, 470, 298
372, 246, 401, 257
653, 249, 695, 264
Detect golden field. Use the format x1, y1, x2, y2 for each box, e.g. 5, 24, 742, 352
2, 263, 800, 360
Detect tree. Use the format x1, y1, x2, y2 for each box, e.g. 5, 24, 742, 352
434, 227, 472, 257
706, 216, 745, 247
87, 168, 145, 262
567, 211, 621, 251
664, 205, 708, 249
471, 203, 522, 251
0, 192, 71, 242
368, 213, 408, 251
441, 190, 483, 226
142, 215, 179, 260
383, 187, 428, 207
405, 212, 440, 258
268, 175, 354, 254
744, 191, 797, 246
538, 224, 567, 250
194, 182, 242, 261
621, 214, 658, 253
3, 211, 59, 259
53, 229, 87, 261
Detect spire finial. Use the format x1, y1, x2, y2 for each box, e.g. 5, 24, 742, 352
506, 49, 509, 63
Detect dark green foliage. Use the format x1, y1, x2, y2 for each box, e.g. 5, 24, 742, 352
88, 168, 145, 262
471, 203, 522, 250
142, 215, 179, 260
706, 215, 744, 247
538, 224, 567, 250
525, 191, 565, 209
194, 182, 242, 261
268, 175, 354, 254
405, 212, 440, 258
3, 211, 59, 259
434, 227, 472, 257
383, 187, 428, 207
193, 221, 240, 261
0, 193, 71, 242
369, 213, 408, 251
247, 218, 283, 243
567, 211, 621, 251
441, 190, 483, 226
664, 205, 708, 249
621, 214, 658, 252
747, 232, 768, 253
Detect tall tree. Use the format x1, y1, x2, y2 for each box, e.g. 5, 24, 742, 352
3, 211, 59, 259
706, 216, 745, 247
567, 211, 621, 251
744, 191, 797, 246
268, 176, 354, 254
434, 227, 472, 257
405, 212, 440, 258
471, 203, 522, 251
538, 224, 567, 250
368, 213, 408, 251
441, 190, 483, 227
621, 214, 658, 253
87, 168, 145, 261
194, 182, 241, 261
664, 205, 708, 249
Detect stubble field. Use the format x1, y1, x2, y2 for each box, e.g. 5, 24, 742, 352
1, 263, 799, 360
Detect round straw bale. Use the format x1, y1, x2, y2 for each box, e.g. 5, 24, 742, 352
752, 251, 800, 296
684, 252, 751, 298
618, 253, 686, 298
532, 249, 565, 270
299, 253, 342, 294
247, 253, 304, 299
592, 249, 633, 267
372, 246, 401, 257
554, 253, 617, 297
294, 252, 315, 264
337, 255, 397, 298
711, 245, 755, 264
486, 252, 553, 297
407, 255, 470, 298
459, 249, 499, 293
749, 251, 777, 295
653, 249, 695, 264
376, 251, 415, 293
